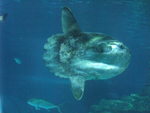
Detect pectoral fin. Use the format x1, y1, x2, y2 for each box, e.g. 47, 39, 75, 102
70, 77, 85, 100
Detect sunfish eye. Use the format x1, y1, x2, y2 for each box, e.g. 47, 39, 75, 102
102, 46, 112, 52
119, 44, 125, 49
97, 43, 112, 53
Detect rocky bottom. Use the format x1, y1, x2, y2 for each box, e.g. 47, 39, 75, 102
90, 93, 150, 113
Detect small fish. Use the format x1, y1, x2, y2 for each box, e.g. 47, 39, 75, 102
0, 13, 7, 22
14, 58, 22, 64
27, 98, 62, 113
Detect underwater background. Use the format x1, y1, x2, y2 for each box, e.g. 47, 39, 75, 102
1, 0, 150, 113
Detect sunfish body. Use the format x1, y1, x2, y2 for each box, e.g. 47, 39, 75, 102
43, 7, 131, 100
27, 98, 62, 113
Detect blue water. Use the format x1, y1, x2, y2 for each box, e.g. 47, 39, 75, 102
1, 0, 150, 113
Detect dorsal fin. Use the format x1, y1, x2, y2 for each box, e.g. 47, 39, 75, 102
62, 7, 81, 34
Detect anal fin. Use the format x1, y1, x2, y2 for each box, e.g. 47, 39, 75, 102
70, 76, 85, 100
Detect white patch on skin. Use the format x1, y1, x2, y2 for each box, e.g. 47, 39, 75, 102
107, 42, 125, 54
110, 44, 119, 53
74, 60, 119, 70
111, 44, 118, 49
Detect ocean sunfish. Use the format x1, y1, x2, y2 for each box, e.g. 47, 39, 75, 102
27, 98, 62, 113
43, 7, 131, 100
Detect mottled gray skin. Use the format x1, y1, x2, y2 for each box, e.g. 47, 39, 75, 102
43, 7, 131, 100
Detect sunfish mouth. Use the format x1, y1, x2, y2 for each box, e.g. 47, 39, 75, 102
73, 60, 119, 70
